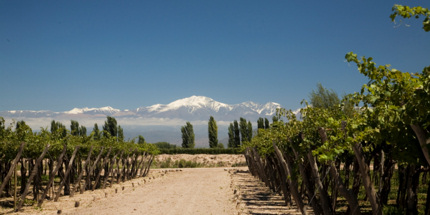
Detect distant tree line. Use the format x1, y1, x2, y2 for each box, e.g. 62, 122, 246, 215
226, 116, 277, 148
179, 116, 279, 149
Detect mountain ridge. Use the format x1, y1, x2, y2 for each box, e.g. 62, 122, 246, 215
1, 95, 281, 121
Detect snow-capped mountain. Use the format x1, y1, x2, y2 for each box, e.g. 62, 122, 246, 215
64, 106, 121, 115
1, 96, 281, 121
134, 96, 280, 120
138, 96, 231, 113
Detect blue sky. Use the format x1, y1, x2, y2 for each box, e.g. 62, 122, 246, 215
1, 0, 429, 112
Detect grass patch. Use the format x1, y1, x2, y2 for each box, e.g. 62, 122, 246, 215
153, 158, 204, 168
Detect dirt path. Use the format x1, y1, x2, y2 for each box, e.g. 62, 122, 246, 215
72, 168, 236, 215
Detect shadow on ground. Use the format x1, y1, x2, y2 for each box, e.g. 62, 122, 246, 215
229, 169, 314, 215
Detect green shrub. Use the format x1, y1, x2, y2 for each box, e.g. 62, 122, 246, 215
159, 148, 241, 155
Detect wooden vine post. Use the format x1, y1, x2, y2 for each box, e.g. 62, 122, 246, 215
268, 155, 290, 207
122, 153, 130, 181
317, 127, 362, 215
71, 146, 93, 196
14, 160, 17, 211
102, 151, 118, 189
0, 142, 25, 197
291, 147, 323, 215
38, 144, 67, 207
54, 146, 80, 201
138, 152, 147, 177
83, 147, 104, 191
352, 142, 381, 215
273, 142, 308, 215
130, 150, 138, 179
306, 151, 332, 215
251, 148, 269, 187
16, 144, 50, 211
143, 155, 154, 177
116, 152, 124, 183
92, 147, 111, 191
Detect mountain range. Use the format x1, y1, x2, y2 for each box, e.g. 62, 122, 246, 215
2, 96, 280, 121
0, 96, 282, 147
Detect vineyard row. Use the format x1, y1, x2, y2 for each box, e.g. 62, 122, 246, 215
0, 142, 155, 212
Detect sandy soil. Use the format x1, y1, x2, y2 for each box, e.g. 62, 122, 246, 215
71, 168, 237, 215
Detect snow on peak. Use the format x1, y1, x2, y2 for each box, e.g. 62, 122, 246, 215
98, 106, 120, 113
145, 104, 163, 112
65, 108, 85, 114
261, 102, 281, 115
138, 96, 282, 116
240, 101, 259, 109
237, 101, 281, 115
147, 95, 230, 113
170, 96, 222, 108
65, 106, 120, 115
